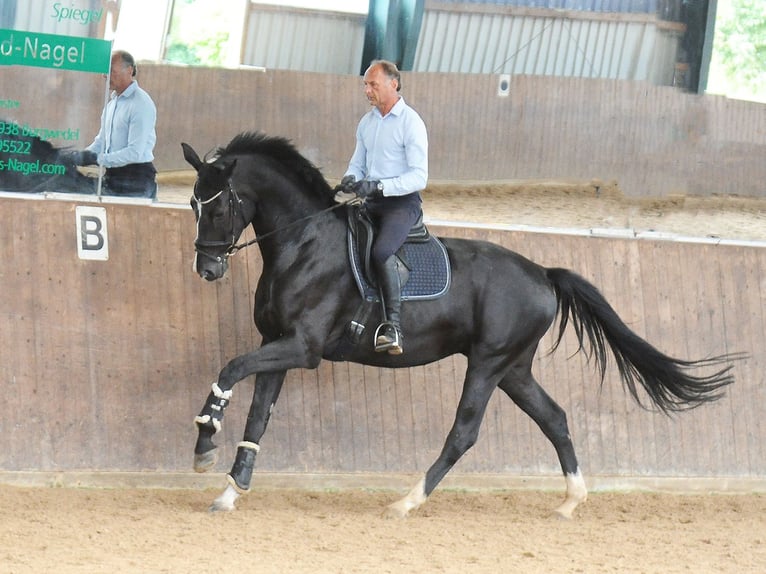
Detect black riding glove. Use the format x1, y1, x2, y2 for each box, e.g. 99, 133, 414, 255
351, 179, 383, 199
333, 175, 363, 205
332, 174, 355, 193
339, 174, 356, 191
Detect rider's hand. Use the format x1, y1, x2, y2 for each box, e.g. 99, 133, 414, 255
351, 179, 383, 199
333, 175, 364, 205
332, 175, 355, 192
340, 175, 356, 191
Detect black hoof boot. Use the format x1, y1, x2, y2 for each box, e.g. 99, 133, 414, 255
194, 382, 233, 434
228, 441, 261, 493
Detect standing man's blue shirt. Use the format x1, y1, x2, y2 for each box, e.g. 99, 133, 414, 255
346, 96, 428, 197
87, 80, 156, 168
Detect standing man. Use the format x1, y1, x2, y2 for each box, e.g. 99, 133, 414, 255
341, 59, 428, 355
72, 50, 158, 199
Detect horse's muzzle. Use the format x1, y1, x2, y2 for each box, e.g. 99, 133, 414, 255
194, 252, 229, 281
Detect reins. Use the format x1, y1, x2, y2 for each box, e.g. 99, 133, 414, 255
229, 201, 347, 254
193, 178, 348, 259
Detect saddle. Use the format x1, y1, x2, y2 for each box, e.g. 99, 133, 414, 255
346, 205, 451, 301
336, 205, 451, 353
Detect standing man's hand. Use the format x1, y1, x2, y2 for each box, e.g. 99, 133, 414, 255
63, 150, 98, 166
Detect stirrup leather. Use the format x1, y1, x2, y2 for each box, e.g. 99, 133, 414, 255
374, 321, 403, 355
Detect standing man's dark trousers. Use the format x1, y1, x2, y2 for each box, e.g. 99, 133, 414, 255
103, 162, 157, 199
366, 194, 422, 354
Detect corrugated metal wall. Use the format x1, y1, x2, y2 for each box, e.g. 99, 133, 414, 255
241, 4, 366, 74
436, 0, 685, 22
0, 196, 763, 479
442, 0, 664, 15
241, 1, 684, 83
5, 0, 687, 82
413, 3, 683, 82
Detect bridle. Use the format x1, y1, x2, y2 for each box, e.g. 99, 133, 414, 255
192, 179, 251, 264
192, 178, 347, 262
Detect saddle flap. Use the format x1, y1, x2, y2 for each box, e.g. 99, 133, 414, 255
346, 205, 451, 302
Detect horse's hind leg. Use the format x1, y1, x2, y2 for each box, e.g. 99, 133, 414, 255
209, 370, 287, 512
498, 368, 587, 519
385, 363, 500, 519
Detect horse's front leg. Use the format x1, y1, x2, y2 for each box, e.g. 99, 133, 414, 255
193, 337, 315, 472
193, 381, 233, 472
209, 370, 286, 512
192, 335, 323, 510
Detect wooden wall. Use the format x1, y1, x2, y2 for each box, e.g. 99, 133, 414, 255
4, 66, 765, 199
1, 195, 763, 481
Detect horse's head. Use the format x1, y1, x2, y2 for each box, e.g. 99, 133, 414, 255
182, 142, 255, 281
182, 133, 339, 280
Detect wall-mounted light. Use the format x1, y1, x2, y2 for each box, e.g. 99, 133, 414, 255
497, 74, 510, 97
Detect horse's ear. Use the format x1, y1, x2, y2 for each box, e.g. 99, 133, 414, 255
181, 143, 203, 172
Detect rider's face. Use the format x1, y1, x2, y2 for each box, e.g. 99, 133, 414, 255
363, 65, 398, 113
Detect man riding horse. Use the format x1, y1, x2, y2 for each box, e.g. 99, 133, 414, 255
336, 59, 428, 355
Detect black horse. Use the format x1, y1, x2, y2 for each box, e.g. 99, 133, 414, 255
0, 119, 94, 193
182, 132, 739, 518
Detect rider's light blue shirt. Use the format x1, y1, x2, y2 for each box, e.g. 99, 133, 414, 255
345, 96, 428, 197
87, 81, 157, 168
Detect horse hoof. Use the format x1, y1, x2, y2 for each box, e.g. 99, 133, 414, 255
193, 449, 218, 473
208, 500, 235, 513
208, 485, 239, 512
552, 508, 574, 520
382, 503, 409, 520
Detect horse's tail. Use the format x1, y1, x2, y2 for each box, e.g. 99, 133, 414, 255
546, 267, 743, 414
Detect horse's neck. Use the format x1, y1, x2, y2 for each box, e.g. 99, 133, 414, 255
254, 206, 345, 270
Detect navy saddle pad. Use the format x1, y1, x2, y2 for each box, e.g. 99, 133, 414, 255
347, 209, 451, 301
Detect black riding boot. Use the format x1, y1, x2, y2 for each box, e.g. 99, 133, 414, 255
374, 255, 403, 354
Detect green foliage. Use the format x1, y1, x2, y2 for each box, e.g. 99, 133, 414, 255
164, 42, 200, 66
714, 0, 766, 94
162, 0, 232, 67
165, 32, 229, 67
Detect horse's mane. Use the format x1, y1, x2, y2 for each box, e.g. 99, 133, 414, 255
217, 131, 334, 201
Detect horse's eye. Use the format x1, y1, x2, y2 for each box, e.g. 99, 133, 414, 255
211, 202, 228, 222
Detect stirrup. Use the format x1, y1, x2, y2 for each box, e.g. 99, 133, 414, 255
374, 322, 403, 355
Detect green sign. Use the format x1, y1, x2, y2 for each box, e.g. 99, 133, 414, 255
0, 29, 111, 74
